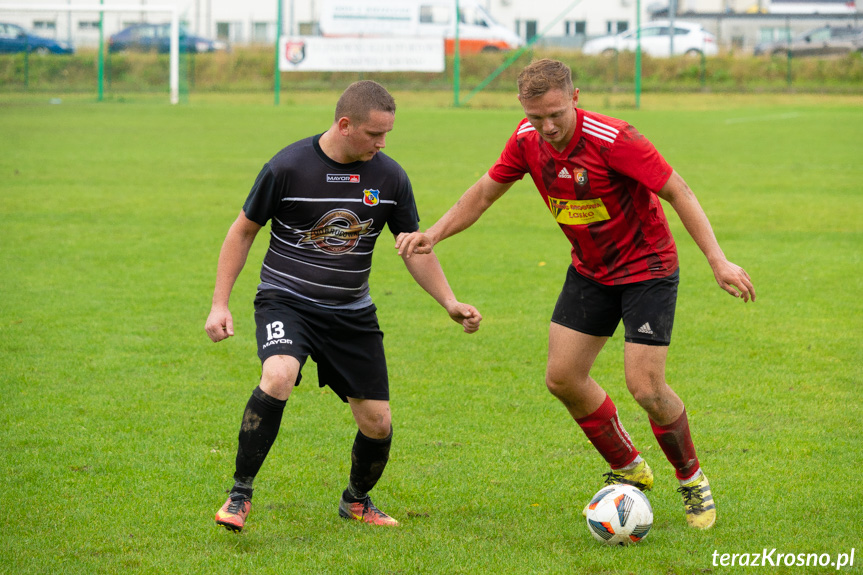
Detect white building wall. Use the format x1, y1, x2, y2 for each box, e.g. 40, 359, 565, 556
1, 0, 859, 48
487, 0, 648, 39
0, 0, 650, 47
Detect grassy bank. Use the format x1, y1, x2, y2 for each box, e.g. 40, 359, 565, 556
2, 47, 862, 96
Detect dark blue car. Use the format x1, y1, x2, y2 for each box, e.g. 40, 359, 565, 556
108, 23, 225, 54
0, 22, 74, 54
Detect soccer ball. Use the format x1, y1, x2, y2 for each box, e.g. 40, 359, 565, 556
585, 484, 653, 546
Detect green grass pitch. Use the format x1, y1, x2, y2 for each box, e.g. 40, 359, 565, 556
1, 92, 861, 574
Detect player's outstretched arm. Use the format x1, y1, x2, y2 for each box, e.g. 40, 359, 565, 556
657, 171, 756, 303
398, 243, 482, 333
395, 173, 514, 258
205, 212, 263, 342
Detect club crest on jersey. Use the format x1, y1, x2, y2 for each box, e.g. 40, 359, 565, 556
558, 167, 588, 186
296, 209, 373, 254
574, 168, 588, 186
363, 189, 380, 206
326, 174, 360, 183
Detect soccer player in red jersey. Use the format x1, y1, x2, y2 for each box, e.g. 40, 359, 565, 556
396, 59, 755, 530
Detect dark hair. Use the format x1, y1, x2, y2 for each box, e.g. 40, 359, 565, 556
334, 80, 396, 123
517, 59, 574, 100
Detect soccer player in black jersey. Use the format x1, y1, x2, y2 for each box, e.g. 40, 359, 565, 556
207, 81, 482, 530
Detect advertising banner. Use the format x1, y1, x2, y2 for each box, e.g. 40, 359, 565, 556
769, 0, 857, 13
279, 36, 445, 72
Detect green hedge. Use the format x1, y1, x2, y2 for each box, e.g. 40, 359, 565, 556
2, 47, 862, 94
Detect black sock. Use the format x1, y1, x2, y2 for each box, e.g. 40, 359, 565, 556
344, 427, 392, 501
232, 386, 287, 490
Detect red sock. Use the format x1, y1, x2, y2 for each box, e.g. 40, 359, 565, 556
575, 394, 639, 469
650, 409, 700, 480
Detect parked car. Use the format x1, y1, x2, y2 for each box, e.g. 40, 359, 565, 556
753, 25, 863, 57
108, 23, 226, 54
0, 22, 73, 54
582, 21, 718, 57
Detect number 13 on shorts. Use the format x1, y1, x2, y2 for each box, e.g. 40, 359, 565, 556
266, 321, 285, 340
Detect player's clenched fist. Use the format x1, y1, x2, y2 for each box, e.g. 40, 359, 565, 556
447, 303, 482, 334
205, 307, 234, 342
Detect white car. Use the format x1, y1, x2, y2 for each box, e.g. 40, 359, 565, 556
582, 21, 718, 57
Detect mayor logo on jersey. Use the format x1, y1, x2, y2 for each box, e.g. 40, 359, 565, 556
326, 174, 361, 183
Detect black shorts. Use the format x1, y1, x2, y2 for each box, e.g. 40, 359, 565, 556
551, 266, 679, 346
254, 290, 388, 403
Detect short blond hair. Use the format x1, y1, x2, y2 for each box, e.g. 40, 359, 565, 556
517, 59, 574, 100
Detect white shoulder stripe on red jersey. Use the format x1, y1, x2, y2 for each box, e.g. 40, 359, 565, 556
583, 116, 619, 136
582, 128, 615, 144
582, 116, 618, 143
517, 120, 535, 135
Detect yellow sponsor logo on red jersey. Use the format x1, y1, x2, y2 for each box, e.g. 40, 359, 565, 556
547, 196, 611, 225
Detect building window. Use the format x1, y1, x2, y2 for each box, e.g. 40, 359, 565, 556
78, 21, 100, 30
216, 21, 243, 43
758, 27, 790, 43
252, 21, 273, 43
420, 5, 450, 25
298, 21, 318, 35
606, 20, 629, 34
565, 20, 586, 36
33, 20, 57, 31
525, 20, 537, 41
216, 22, 229, 41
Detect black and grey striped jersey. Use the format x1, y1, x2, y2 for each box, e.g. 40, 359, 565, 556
242, 134, 419, 309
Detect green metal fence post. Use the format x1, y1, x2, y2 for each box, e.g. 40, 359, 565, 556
275, 0, 282, 106
453, 0, 460, 108
98, 0, 104, 102
785, 17, 792, 89
24, 39, 29, 89
635, 0, 641, 109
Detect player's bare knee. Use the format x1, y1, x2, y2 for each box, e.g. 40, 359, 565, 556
630, 388, 664, 414
629, 383, 682, 422
625, 366, 664, 394
351, 401, 392, 439
545, 373, 568, 399
358, 416, 391, 439
546, 376, 589, 414
259, 358, 297, 400
367, 422, 393, 440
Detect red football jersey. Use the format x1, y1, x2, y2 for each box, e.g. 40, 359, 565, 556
488, 108, 678, 285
